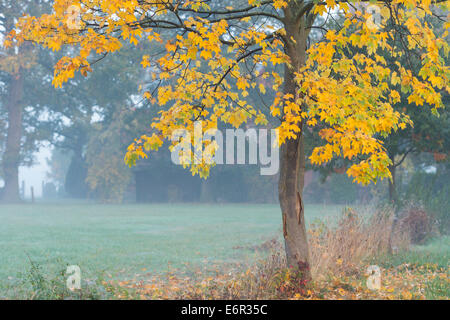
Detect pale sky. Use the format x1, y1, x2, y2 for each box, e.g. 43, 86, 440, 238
19, 145, 51, 199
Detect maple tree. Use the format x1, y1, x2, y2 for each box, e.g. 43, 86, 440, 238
7, 0, 449, 278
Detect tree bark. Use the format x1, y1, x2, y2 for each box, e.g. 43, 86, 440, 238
278, 6, 312, 280
388, 165, 397, 204
1, 72, 24, 203
387, 160, 401, 254
279, 134, 311, 279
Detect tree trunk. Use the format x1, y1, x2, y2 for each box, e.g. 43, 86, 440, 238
388, 165, 397, 204
200, 179, 213, 202
278, 6, 312, 280
65, 146, 88, 199
279, 134, 311, 279
387, 163, 400, 254
1, 72, 24, 203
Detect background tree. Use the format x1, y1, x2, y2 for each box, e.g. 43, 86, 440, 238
35, 43, 144, 199
384, 94, 449, 203
10, 0, 449, 279
0, 0, 55, 202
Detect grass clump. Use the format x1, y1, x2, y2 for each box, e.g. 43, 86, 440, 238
2, 257, 111, 300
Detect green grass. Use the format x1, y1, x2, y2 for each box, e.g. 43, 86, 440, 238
1, 203, 448, 299
0, 203, 343, 289
372, 236, 450, 299
375, 236, 450, 270
424, 276, 449, 300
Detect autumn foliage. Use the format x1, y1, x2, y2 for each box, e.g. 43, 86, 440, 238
5, 0, 449, 184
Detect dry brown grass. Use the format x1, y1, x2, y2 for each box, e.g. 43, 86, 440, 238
309, 206, 410, 278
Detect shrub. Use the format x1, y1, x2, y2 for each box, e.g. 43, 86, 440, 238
396, 204, 435, 245
400, 169, 449, 235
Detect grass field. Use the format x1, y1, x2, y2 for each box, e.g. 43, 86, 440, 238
1, 203, 448, 299
0, 203, 343, 285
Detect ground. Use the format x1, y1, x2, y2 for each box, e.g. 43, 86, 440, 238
0, 203, 447, 299
0, 203, 342, 281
